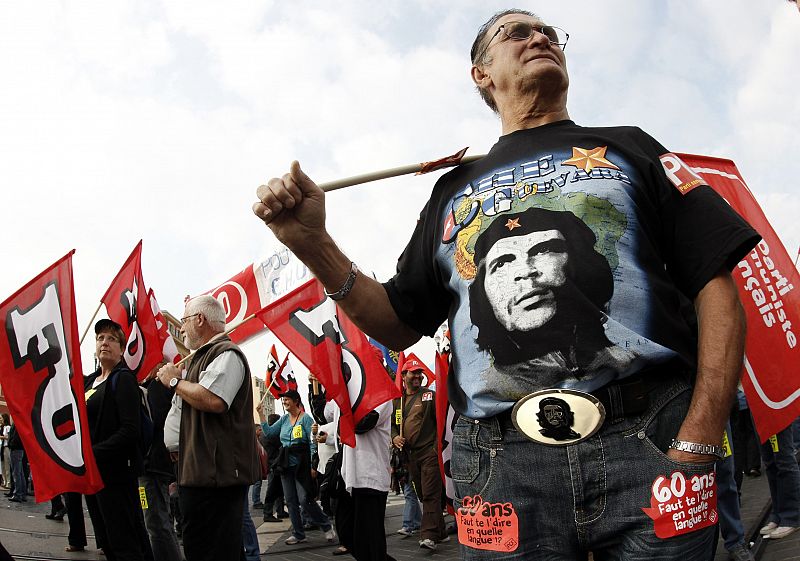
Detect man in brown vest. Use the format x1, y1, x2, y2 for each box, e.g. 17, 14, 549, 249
157, 295, 259, 561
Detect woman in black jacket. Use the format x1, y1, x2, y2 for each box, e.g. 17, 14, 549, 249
82, 319, 152, 561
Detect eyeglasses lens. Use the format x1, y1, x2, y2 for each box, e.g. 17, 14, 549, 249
504, 22, 566, 48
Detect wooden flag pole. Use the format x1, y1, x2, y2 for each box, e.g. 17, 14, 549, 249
174, 312, 256, 368
319, 154, 484, 192
79, 301, 104, 345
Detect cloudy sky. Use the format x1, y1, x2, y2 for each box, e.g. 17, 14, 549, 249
1, 1, 798, 386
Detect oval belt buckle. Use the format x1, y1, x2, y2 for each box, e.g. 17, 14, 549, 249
511, 389, 607, 446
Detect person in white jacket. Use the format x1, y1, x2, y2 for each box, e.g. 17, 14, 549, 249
309, 376, 397, 561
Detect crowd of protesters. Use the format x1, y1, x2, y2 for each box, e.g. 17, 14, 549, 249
8, 353, 796, 561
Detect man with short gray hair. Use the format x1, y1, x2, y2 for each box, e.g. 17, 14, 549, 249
157, 296, 259, 561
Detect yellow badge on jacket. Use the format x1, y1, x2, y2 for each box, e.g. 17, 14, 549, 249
292, 424, 303, 439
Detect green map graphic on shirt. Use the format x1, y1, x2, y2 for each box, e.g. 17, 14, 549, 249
455, 183, 627, 280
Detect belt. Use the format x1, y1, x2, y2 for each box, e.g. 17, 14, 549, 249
497, 369, 677, 432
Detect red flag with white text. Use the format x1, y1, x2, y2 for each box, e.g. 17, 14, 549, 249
100, 242, 162, 381
0, 252, 104, 501
255, 279, 401, 447
677, 153, 800, 441
206, 264, 264, 343
148, 289, 181, 364
203, 247, 313, 344
279, 356, 299, 392
265, 345, 284, 399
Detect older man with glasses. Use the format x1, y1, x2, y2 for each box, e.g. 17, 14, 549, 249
254, 8, 760, 559
157, 295, 260, 561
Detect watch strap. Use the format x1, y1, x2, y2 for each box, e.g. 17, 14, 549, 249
669, 439, 724, 459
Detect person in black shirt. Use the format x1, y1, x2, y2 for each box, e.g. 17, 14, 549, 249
252, 8, 760, 559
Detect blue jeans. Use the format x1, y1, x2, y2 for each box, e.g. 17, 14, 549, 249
241, 489, 260, 561
716, 424, 746, 551
402, 480, 422, 531
761, 423, 800, 527
250, 480, 262, 505
452, 374, 716, 560
139, 474, 182, 561
10, 450, 26, 500
281, 466, 331, 540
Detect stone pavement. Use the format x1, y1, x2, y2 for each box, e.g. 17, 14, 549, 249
0, 470, 797, 560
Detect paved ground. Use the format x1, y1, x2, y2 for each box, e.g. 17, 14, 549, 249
0, 470, 796, 560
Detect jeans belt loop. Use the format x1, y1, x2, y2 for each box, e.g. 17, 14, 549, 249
489, 415, 504, 442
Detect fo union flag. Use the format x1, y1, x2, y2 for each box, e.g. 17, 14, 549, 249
255, 279, 400, 447
678, 153, 800, 441
101, 241, 163, 381
0, 251, 103, 501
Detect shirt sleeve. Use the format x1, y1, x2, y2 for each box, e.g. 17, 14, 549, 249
198, 351, 245, 409
383, 194, 453, 337
636, 129, 761, 298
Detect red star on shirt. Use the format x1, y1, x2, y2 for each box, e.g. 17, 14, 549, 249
505, 218, 521, 231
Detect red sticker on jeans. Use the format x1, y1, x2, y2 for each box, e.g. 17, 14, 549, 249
456, 495, 519, 552
642, 470, 718, 538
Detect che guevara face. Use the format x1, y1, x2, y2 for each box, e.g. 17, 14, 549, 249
482, 229, 568, 333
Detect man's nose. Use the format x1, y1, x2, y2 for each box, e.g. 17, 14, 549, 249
525, 28, 551, 49
514, 260, 540, 281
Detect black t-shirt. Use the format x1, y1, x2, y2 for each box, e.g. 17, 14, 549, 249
384, 120, 760, 418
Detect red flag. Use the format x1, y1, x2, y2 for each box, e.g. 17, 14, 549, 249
255, 279, 401, 447
206, 264, 264, 343
279, 356, 299, 391
677, 153, 800, 441
0, 252, 104, 501
265, 345, 284, 399
395, 352, 406, 393
417, 147, 469, 175
100, 242, 162, 381
203, 248, 314, 344
148, 289, 181, 364
434, 349, 458, 514
400, 352, 434, 387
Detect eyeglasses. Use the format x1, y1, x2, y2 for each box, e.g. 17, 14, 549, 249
476, 21, 569, 63
180, 313, 201, 325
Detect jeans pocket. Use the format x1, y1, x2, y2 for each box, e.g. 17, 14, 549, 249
638, 385, 716, 472
451, 417, 480, 484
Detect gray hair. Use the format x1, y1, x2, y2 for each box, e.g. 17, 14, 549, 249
470, 9, 538, 113
186, 295, 226, 330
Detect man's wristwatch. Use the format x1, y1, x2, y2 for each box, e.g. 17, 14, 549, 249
669, 439, 724, 459
169, 377, 181, 389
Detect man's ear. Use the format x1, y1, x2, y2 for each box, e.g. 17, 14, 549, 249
471, 64, 492, 89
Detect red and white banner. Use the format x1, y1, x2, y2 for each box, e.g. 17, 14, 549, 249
255, 279, 400, 447
679, 153, 800, 441
100, 241, 162, 381
434, 349, 457, 514
149, 289, 181, 364
0, 252, 104, 501
204, 245, 311, 344
279, 356, 298, 392
266, 353, 298, 400
265, 345, 282, 399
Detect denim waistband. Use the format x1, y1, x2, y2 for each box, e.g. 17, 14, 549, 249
492, 364, 693, 431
